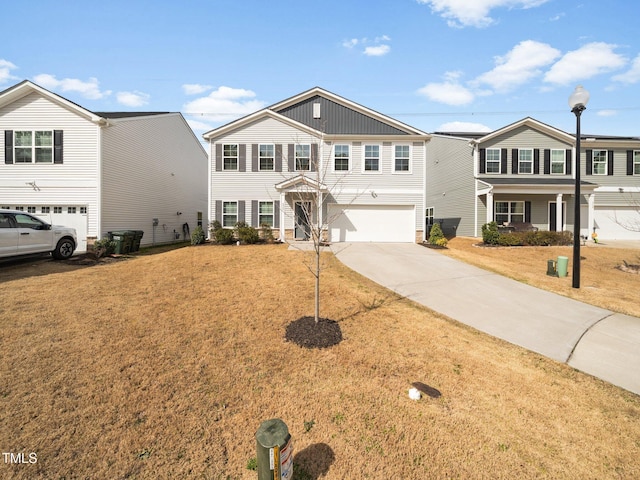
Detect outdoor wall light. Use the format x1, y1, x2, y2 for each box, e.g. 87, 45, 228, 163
569, 85, 590, 289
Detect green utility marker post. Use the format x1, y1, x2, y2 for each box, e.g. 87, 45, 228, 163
255, 418, 293, 480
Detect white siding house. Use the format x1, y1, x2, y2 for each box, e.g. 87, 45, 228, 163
203, 87, 431, 243
0, 80, 208, 252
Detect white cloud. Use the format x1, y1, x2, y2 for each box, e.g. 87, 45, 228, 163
596, 109, 618, 117
612, 54, 640, 84
183, 83, 213, 95
437, 121, 492, 133
417, 0, 550, 28
474, 40, 561, 93
116, 91, 150, 107
364, 45, 391, 57
32, 73, 112, 100
544, 42, 627, 85
342, 38, 359, 49
0, 59, 18, 84
417, 73, 475, 106
182, 86, 266, 122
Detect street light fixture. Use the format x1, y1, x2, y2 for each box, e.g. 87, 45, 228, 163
568, 85, 590, 289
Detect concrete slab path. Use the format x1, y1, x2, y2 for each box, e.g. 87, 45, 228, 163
331, 242, 640, 396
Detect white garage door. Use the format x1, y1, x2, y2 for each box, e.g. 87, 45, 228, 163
328, 204, 415, 242
34, 207, 88, 252
594, 207, 640, 240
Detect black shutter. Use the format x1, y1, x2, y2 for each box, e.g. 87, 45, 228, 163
4, 130, 13, 164
274, 200, 280, 228
534, 149, 540, 174
239, 144, 246, 172
607, 150, 614, 176
215, 144, 222, 171
275, 144, 283, 172
251, 200, 258, 227
479, 148, 486, 174
238, 200, 245, 223
627, 150, 634, 176
501, 148, 507, 174
215, 200, 222, 223
586, 150, 592, 175
53, 130, 63, 164
565, 149, 572, 175
311, 143, 318, 171
512, 149, 518, 174
525, 201, 532, 223
544, 149, 551, 174
288, 144, 294, 171
252, 144, 258, 172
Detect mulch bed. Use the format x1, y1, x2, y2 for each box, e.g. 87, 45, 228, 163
285, 316, 343, 349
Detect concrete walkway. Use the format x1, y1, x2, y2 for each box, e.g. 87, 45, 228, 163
331, 243, 640, 396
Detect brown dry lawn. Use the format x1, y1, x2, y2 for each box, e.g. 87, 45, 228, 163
1, 242, 639, 479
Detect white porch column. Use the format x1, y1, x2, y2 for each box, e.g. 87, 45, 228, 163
279, 192, 286, 241
588, 193, 595, 235
486, 190, 494, 223
556, 193, 563, 232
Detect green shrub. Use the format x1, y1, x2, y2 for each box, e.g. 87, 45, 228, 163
481, 222, 500, 245
235, 222, 260, 244
428, 222, 448, 247
260, 222, 275, 243
93, 237, 117, 257
213, 227, 235, 245
209, 220, 222, 237
191, 225, 206, 245
497, 232, 521, 246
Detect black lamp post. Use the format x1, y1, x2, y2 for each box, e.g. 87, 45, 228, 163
568, 85, 590, 289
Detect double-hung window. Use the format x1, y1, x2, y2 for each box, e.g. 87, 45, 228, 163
518, 149, 533, 174
222, 201, 237, 227
223, 144, 238, 170
258, 201, 274, 227
634, 151, 640, 175
14, 131, 53, 163
364, 145, 380, 172
259, 144, 274, 171
334, 145, 350, 171
295, 145, 310, 171
551, 149, 565, 174
486, 148, 501, 174
495, 201, 524, 225
394, 145, 410, 172
593, 150, 607, 175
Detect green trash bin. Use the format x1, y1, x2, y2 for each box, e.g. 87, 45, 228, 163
557, 256, 569, 277
109, 230, 133, 254
130, 230, 144, 252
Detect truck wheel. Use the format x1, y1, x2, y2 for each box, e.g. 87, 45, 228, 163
52, 237, 75, 260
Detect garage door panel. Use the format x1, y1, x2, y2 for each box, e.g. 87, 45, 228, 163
594, 207, 640, 240
34, 208, 88, 252
328, 204, 415, 242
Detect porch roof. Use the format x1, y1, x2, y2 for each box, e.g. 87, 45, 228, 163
274, 174, 328, 193
478, 177, 598, 195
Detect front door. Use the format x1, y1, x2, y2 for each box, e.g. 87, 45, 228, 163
549, 202, 565, 231
294, 202, 311, 240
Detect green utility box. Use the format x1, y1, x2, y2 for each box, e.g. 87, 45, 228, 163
256, 419, 293, 480
557, 256, 569, 277
108, 231, 133, 254
546, 259, 557, 276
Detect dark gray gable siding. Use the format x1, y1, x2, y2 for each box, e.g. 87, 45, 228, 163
275, 95, 409, 135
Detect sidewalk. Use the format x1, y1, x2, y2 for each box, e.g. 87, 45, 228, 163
331, 242, 640, 396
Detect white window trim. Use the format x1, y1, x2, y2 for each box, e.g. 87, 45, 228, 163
295, 144, 311, 172
258, 200, 275, 227
634, 150, 640, 176
485, 148, 501, 174
222, 144, 239, 171
258, 143, 275, 171
393, 144, 412, 174
592, 149, 608, 175
222, 201, 238, 227
495, 201, 525, 225
362, 144, 382, 174
332, 144, 351, 173
518, 148, 534, 174
14, 130, 54, 164
550, 149, 566, 175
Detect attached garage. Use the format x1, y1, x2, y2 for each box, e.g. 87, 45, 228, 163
328, 204, 416, 242
34, 206, 88, 252
594, 207, 640, 240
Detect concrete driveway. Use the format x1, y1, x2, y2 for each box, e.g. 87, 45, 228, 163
331, 242, 640, 396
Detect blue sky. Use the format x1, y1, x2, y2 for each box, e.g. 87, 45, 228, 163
2, 0, 640, 140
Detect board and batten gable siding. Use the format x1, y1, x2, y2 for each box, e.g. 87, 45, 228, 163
276, 95, 410, 135
425, 135, 477, 237
0, 91, 101, 237
100, 114, 208, 245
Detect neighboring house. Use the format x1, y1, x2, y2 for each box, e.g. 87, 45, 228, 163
203, 87, 431, 243
0, 80, 208, 252
426, 117, 640, 240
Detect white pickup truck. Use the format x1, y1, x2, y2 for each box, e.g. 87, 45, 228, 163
0, 209, 77, 260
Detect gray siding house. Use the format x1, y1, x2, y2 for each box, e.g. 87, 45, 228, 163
426, 117, 640, 240
204, 87, 431, 243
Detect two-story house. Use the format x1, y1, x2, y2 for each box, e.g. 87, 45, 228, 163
203, 87, 431, 243
0, 80, 208, 251
426, 117, 640, 240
